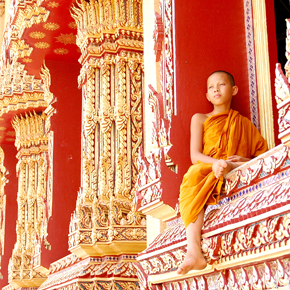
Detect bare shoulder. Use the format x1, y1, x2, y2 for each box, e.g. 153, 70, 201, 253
191, 113, 208, 126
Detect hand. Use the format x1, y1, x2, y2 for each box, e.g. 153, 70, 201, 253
227, 155, 250, 162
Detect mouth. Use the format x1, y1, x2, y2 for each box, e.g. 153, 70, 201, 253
214, 94, 221, 98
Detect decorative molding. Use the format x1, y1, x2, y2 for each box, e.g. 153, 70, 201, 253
0, 60, 52, 117
243, 0, 259, 129
251, 0, 275, 148
71, 0, 143, 64
153, 259, 290, 290
39, 255, 140, 290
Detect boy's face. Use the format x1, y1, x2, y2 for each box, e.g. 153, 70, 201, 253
206, 72, 238, 106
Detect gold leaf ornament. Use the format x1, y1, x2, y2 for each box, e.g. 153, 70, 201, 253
55, 33, 76, 45
47, 1, 59, 8
35, 42, 50, 49
43, 22, 60, 30
53, 48, 69, 55
29, 31, 46, 39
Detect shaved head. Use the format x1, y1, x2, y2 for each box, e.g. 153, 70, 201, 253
208, 70, 235, 86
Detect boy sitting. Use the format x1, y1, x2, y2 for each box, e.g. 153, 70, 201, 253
177, 71, 268, 275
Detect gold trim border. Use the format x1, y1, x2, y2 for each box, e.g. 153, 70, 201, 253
252, 0, 275, 149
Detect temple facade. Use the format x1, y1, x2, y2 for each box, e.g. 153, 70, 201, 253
0, 0, 288, 289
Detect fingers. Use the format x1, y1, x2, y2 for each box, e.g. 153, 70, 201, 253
228, 155, 238, 162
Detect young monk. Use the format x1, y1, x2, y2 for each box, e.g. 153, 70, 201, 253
177, 71, 268, 275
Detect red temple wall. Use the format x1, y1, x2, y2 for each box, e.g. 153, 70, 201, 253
166, 0, 278, 209
0, 145, 18, 287
40, 60, 82, 268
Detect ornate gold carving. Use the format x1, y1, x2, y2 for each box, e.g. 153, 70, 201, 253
35, 42, 50, 49
68, 0, 146, 267
5, 63, 55, 287
55, 33, 76, 45
11, 40, 33, 59
22, 58, 33, 63
11, 4, 50, 40
9, 109, 54, 286
29, 31, 46, 39
53, 48, 69, 55
0, 59, 49, 96
71, 0, 143, 64
0, 59, 52, 117
43, 22, 60, 30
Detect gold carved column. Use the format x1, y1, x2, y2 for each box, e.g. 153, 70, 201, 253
6, 63, 54, 287
8, 107, 54, 288
68, 0, 146, 269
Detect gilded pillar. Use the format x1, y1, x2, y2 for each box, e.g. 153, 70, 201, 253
8, 109, 54, 287
68, 1, 146, 285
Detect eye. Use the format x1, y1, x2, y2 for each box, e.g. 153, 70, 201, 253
208, 86, 213, 89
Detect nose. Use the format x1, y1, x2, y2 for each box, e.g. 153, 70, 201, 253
214, 86, 219, 92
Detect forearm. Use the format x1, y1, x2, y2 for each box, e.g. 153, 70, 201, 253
191, 151, 218, 165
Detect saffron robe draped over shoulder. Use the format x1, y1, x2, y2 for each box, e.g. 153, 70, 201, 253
180, 109, 268, 228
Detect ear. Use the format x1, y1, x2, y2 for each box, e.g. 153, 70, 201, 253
232, 86, 238, 96
206, 92, 209, 101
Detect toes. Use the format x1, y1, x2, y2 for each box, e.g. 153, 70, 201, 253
220, 160, 228, 168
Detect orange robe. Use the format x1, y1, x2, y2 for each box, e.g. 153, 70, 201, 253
180, 109, 268, 228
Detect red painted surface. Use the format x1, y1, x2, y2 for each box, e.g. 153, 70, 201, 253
19, 0, 80, 77
0, 144, 18, 287
40, 60, 81, 268
164, 0, 276, 213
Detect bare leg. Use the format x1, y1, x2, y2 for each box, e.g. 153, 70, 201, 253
177, 208, 207, 275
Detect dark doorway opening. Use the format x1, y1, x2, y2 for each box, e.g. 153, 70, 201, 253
274, 0, 290, 69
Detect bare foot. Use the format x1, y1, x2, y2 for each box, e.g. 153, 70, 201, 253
212, 159, 232, 178
177, 249, 207, 275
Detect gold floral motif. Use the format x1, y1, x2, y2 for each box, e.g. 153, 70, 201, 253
68, 21, 77, 29
35, 42, 50, 49
6, 131, 15, 136
29, 31, 46, 39
5, 138, 14, 142
53, 48, 69, 55
43, 22, 60, 30
22, 58, 33, 63
0, 127, 5, 131
55, 33, 76, 45
47, 1, 59, 8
